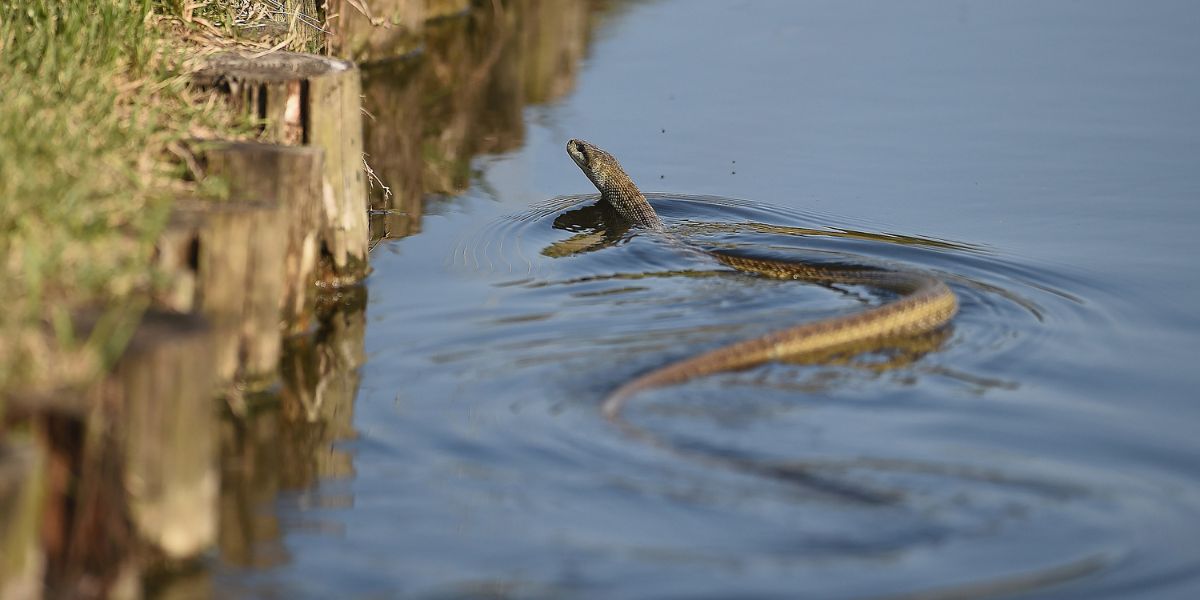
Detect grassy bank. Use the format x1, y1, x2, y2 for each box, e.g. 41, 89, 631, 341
0, 0, 311, 393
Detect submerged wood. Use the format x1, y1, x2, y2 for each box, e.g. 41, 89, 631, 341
194, 52, 370, 285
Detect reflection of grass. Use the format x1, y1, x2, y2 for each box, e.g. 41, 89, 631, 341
0, 1, 282, 392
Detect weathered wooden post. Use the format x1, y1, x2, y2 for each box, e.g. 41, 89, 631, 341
157, 201, 287, 386
3, 310, 220, 597
194, 53, 370, 286
97, 311, 219, 561
197, 141, 325, 334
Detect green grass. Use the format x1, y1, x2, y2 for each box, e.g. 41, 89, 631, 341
0, 0, 259, 392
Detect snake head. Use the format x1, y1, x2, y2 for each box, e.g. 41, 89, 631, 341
567, 138, 618, 190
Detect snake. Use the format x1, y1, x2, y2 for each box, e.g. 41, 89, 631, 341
566, 139, 959, 420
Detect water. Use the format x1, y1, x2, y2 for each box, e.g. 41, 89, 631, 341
209, 1, 1200, 597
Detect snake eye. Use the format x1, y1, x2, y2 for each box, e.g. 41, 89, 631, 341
575, 142, 588, 162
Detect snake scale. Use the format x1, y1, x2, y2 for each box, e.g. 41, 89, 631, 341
566, 139, 959, 419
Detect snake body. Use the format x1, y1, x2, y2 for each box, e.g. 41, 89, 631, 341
566, 139, 959, 418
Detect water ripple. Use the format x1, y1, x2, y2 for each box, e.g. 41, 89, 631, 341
433, 193, 1199, 596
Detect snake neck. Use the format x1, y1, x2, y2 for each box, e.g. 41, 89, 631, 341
602, 185, 665, 231
568, 138, 665, 230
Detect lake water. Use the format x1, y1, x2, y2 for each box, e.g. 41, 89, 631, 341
208, 1, 1200, 597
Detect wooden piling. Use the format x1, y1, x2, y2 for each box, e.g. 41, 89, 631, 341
197, 141, 325, 334
194, 53, 370, 286
5, 311, 219, 598
155, 140, 328, 385
157, 201, 287, 387
95, 311, 219, 562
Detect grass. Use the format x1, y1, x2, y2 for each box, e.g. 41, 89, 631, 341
0, 0, 318, 394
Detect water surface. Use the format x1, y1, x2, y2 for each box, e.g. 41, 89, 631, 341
212, 1, 1200, 597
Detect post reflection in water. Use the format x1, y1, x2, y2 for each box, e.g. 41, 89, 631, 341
203, 0, 612, 588
218, 289, 366, 569
364, 0, 598, 244
152, 290, 367, 598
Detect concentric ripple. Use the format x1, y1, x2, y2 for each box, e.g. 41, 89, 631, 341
434, 193, 1200, 597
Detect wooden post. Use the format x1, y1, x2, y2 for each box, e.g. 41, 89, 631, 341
0, 437, 45, 600
156, 140, 327, 383
158, 201, 287, 387
96, 311, 219, 561
282, 0, 324, 52
194, 53, 370, 285
198, 141, 325, 334
3, 311, 218, 597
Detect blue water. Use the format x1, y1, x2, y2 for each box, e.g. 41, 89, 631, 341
212, 1, 1200, 597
